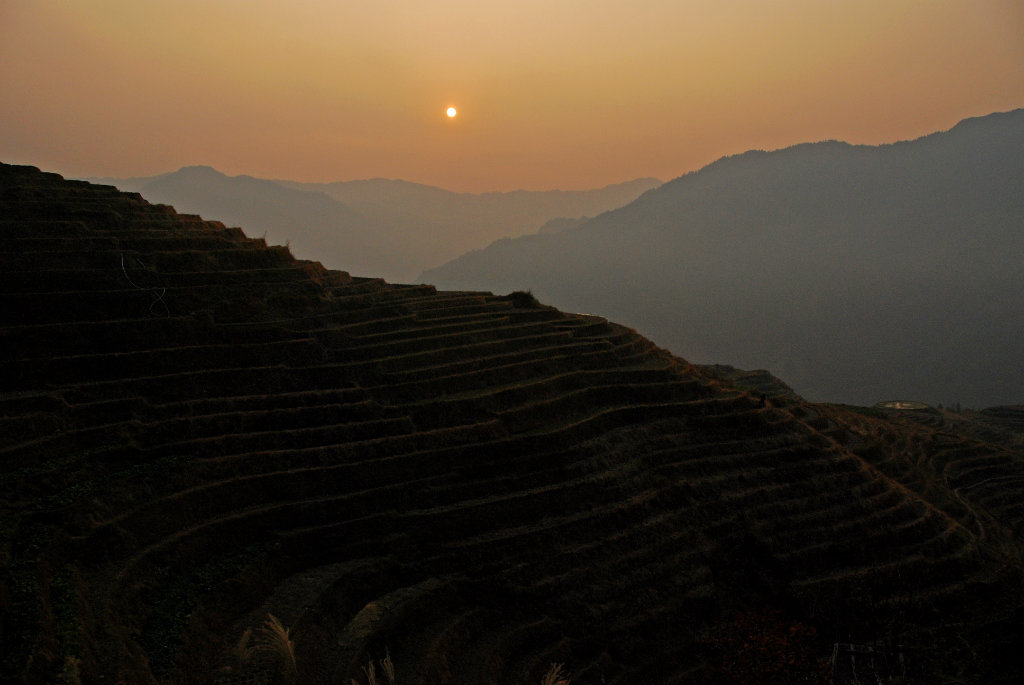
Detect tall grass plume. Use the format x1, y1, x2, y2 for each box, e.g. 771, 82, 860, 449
254, 613, 297, 685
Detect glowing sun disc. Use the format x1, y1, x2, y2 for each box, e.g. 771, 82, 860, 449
446, 107, 457, 118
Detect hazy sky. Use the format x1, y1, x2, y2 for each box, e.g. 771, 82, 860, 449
2, 1, 1022, 192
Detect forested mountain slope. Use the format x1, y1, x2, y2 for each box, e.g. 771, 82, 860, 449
422, 109, 1024, 408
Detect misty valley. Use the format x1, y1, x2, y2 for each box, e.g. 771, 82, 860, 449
2, 108, 1023, 685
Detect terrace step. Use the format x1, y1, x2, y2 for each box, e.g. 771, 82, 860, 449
321, 288, 436, 312
139, 414, 417, 460
0, 278, 330, 324
369, 331, 591, 376
1, 249, 277, 286
766, 492, 922, 555
789, 547, 978, 604
376, 340, 612, 389
751, 480, 903, 543
1, 338, 325, 389
335, 319, 578, 362
319, 312, 514, 344
48, 363, 357, 408
777, 505, 960, 577
397, 366, 689, 426
110, 475, 443, 594
77, 442, 451, 562
152, 386, 369, 419
0, 316, 307, 359
404, 299, 515, 319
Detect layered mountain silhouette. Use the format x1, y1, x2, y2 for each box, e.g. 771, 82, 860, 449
88, 168, 660, 283
4, 163, 1024, 684
421, 109, 1024, 408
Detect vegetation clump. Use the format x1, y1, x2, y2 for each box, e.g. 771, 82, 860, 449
230, 614, 298, 685
353, 649, 395, 685
503, 289, 543, 308
539, 662, 570, 685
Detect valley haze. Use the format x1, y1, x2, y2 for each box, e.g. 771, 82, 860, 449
89, 110, 1022, 410
88, 168, 660, 284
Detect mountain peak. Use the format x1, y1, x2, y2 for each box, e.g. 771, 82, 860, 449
173, 164, 227, 179
946, 107, 1024, 133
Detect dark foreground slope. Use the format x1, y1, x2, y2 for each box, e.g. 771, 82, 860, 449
2, 164, 1024, 685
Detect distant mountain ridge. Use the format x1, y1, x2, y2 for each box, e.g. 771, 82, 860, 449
421, 109, 1024, 407
115, 165, 397, 277
87, 168, 660, 282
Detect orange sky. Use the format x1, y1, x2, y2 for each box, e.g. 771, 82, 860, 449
2, 1, 1022, 192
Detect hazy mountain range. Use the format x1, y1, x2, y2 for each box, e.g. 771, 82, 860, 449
87, 169, 660, 282
422, 109, 1024, 408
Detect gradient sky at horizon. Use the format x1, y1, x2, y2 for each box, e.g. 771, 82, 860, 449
2, 1, 1023, 192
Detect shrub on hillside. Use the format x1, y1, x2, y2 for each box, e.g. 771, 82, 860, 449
503, 290, 543, 308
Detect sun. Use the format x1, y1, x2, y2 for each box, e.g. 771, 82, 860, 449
446, 106, 457, 118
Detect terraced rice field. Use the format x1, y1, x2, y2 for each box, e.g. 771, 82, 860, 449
2, 163, 1024, 684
